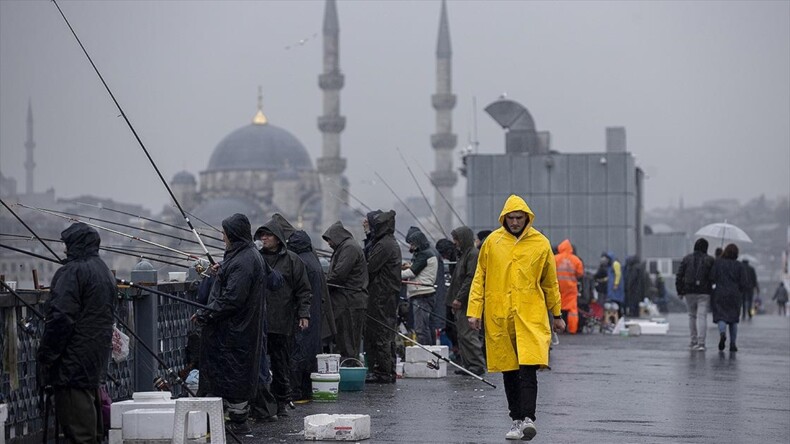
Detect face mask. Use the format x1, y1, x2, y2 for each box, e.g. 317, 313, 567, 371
254, 240, 263, 250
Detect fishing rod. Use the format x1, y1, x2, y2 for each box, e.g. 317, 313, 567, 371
415, 162, 466, 227
183, 209, 222, 233
326, 190, 411, 248
17, 204, 225, 251
51, 0, 217, 267
101, 247, 189, 269
1, 198, 63, 262
374, 172, 438, 243
395, 148, 446, 236
325, 176, 372, 212
0, 279, 45, 320
408, 297, 453, 325
74, 201, 225, 243
18, 203, 213, 266
366, 314, 495, 388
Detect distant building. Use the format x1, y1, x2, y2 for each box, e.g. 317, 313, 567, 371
465, 98, 644, 267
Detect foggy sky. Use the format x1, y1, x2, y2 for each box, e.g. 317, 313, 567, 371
1, 0, 788, 216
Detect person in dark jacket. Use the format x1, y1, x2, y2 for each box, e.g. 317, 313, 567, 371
741, 259, 759, 320
402, 227, 440, 345
323, 221, 369, 364
710, 243, 748, 352
362, 210, 383, 257
271, 213, 336, 402
362, 210, 402, 383
624, 255, 649, 318
449, 226, 486, 376
436, 238, 459, 353
254, 218, 311, 415
36, 223, 116, 443
194, 213, 266, 434
676, 238, 715, 350
772, 282, 788, 316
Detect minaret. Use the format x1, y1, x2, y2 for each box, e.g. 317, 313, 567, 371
317, 0, 347, 229
431, 0, 457, 233
24, 99, 36, 195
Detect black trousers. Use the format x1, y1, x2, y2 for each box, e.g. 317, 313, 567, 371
364, 291, 398, 378
54, 386, 102, 444
335, 307, 367, 364
267, 333, 292, 404
502, 365, 539, 421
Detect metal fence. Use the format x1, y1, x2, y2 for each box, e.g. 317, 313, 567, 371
1, 282, 198, 443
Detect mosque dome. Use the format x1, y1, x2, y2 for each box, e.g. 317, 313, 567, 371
205, 121, 313, 173
172, 170, 196, 185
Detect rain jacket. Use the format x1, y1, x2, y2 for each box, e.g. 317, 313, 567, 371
467, 195, 561, 371
366, 210, 403, 304
605, 252, 624, 303
198, 213, 266, 400
675, 239, 715, 295
402, 227, 438, 299
448, 226, 478, 308
710, 257, 747, 323
323, 221, 369, 310
555, 239, 583, 312
37, 223, 116, 389
256, 218, 312, 336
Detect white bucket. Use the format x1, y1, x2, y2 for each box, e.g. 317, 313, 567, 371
317, 353, 341, 374
311, 372, 340, 402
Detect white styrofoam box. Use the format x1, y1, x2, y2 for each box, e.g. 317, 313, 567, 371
403, 361, 447, 378
111, 399, 176, 428
132, 391, 173, 402
624, 320, 669, 335
304, 414, 371, 441
122, 408, 207, 440
404, 345, 449, 363
108, 428, 123, 444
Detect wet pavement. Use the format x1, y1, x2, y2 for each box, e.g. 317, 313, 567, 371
244, 313, 790, 443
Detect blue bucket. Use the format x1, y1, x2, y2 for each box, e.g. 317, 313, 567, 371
338, 358, 367, 392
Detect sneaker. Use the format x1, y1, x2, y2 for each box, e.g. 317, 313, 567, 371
692, 344, 706, 351
730, 344, 738, 352
688, 341, 698, 350
521, 418, 537, 441
718, 333, 726, 351
505, 420, 524, 440
226, 421, 251, 435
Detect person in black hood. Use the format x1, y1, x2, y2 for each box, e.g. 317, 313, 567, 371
253, 218, 311, 416
362, 209, 383, 257
271, 213, 336, 402
676, 238, 715, 351
323, 221, 369, 365
362, 210, 402, 383
449, 226, 486, 376
193, 213, 266, 434
36, 223, 116, 443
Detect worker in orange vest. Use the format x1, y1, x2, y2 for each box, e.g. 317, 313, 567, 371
555, 239, 584, 334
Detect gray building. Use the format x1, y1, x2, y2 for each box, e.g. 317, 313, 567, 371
465, 98, 644, 267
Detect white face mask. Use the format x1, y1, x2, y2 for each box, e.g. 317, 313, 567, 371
254, 240, 264, 250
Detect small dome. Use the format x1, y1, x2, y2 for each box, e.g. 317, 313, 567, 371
206, 123, 313, 172
172, 170, 196, 185
133, 259, 155, 271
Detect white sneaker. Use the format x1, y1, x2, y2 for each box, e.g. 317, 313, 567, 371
521, 418, 537, 440
505, 420, 523, 440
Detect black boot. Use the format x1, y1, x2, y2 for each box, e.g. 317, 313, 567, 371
730, 343, 738, 352
718, 333, 726, 351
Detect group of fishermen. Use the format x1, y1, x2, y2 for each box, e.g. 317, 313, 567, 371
35, 194, 568, 442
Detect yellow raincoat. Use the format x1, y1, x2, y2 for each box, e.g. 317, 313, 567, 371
467, 195, 561, 372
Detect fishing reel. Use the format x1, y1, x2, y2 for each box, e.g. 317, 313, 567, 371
153, 376, 171, 392
17, 315, 37, 336
193, 258, 212, 277
426, 359, 440, 370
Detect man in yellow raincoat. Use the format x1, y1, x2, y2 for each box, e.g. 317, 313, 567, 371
467, 195, 565, 441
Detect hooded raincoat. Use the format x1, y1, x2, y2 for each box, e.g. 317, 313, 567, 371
198, 214, 266, 400
467, 195, 561, 372
554, 239, 583, 312
37, 223, 116, 389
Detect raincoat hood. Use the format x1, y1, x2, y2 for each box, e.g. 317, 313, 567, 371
498, 195, 535, 237
62, 222, 101, 261
288, 230, 314, 254
406, 226, 430, 251
693, 238, 709, 253
371, 210, 396, 240
322, 221, 353, 249
451, 226, 475, 254
255, 218, 287, 254
272, 213, 296, 241
558, 239, 574, 255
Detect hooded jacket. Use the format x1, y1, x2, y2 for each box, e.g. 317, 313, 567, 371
256, 218, 312, 336
286, 228, 336, 339
366, 210, 402, 303
323, 221, 369, 310
554, 239, 584, 311
37, 223, 116, 389
676, 239, 714, 295
402, 227, 438, 298
198, 213, 266, 399
447, 226, 478, 308
604, 252, 625, 303
363, 210, 383, 257
467, 195, 561, 371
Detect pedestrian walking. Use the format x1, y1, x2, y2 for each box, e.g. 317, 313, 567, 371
710, 243, 748, 352
741, 259, 759, 320
554, 239, 584, 334
36, 223, 116, 443
194, 213, 266, 434
467, 195, 565, 441
449, 226, 486, 376
772, 282, 788, 316
676, 238, 715, 351
402, 226, 440, 345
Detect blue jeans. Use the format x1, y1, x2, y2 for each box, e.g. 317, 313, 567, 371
411, 294, 436, 345
718, 321, 738, 345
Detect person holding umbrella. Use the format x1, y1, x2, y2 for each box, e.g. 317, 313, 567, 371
710, 243, 748, 352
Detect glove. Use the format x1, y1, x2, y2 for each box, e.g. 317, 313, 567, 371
192, 309, 210, 326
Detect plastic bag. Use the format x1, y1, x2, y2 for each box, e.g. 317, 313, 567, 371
112, 325, 130, 362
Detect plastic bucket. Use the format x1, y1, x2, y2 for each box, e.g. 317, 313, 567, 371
316, 353, 341, 374
339, 359, 367, 392
311, 372, 340, 402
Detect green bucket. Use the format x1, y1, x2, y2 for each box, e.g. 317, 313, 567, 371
339, 359, 367, 392
311, 372, 340, 402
